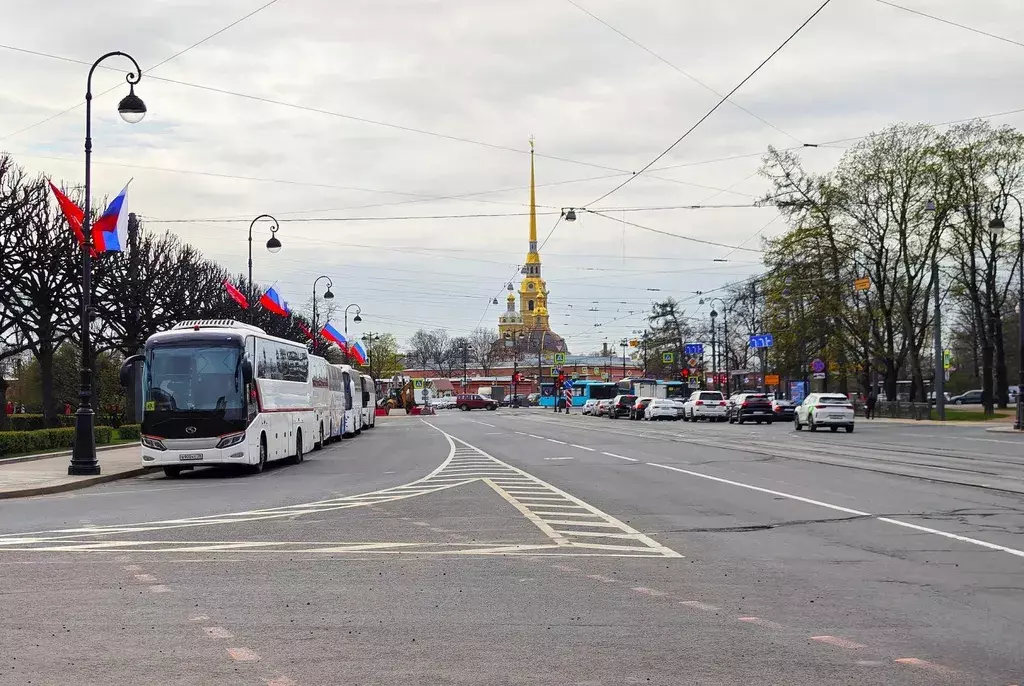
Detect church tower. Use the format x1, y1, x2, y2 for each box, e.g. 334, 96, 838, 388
519, 138, 550, 330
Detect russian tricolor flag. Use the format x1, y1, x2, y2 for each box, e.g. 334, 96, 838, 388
350, 341, 367, 365
259, 287, 290, 317
92, 184, 130, 252
321, 322, 346, 347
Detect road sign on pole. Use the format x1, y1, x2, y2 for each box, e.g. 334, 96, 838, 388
854, 276, 871, 291
684, 343, 704, 356
748, 333, 774, 349
662, 352, 674, 364
554, 352, 566, 364
413, 378, 425, 389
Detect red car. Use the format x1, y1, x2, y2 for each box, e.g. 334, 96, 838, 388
456, 394, 498, 411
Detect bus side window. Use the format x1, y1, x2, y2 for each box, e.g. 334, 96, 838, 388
245, 336, 258, 422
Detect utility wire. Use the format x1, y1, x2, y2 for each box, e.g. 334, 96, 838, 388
586, 210, 764, 253
585, 0, 835, 208
874, 0, 1024, 50
0, 0, 283, 142
562, 0, 804, 145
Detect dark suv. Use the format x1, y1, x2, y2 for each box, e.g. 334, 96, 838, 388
608, 394, 637, 419
456, 394, 498, 411
727, 393, 774, 424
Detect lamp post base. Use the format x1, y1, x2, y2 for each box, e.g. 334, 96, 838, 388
68, 408, 101, 476
1016, 398, 1023, 431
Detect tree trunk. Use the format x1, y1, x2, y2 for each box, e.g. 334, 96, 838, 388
981, 339, 995, 416
0, 377, 8, 431
38, 348, 57, 426
994, 315, 1008, 409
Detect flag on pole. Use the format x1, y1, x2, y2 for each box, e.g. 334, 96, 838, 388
48, 181, 85, 246
91, 183, 130, 252
321, 322, 346, 347
259, 287, 290, 317
223, 280, 248, 309
296, 321, 314, 341
350, 341, 368, 365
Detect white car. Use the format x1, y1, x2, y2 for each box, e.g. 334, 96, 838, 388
669, 398, 687, 418
794, 393, 855, 433
683, 391, 728, 421
645, 399, 678, 421
582, 399, 600, 415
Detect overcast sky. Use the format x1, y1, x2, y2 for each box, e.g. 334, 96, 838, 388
3, 0, 1023, 352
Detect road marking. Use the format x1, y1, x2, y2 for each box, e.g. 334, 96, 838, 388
679, 600, 720, 612
122, 564, 141, 571
543, 456, 574, 460
571, 444, 596, 451
227, 647, 260, 662
631, 586, 666, 597
738, 616, 785, 630
586, 574, 617, 583
467, 420, 497, 428
527, 434, 544, 439
894, 657, 955, 675
204, 626, 234, 639
134, 573, 157, 583
190, 615, 209, 621
264, 678, 299, 686
648, 462, 1024, 559
546, 438, 567, 445
603, 452, 637, 461
148, 585, 171, 593
810, 635, 866, 649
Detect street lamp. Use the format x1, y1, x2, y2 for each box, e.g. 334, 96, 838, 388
707, 298, 730, 394
248, 214, 281, 324
361, 333, 381, 377
710, 309, 718, 391
620, 339, 628, 379
70, 51, 147, 477
311, 276, 334, 354
990, 195, 1024, 430
344, 303, 362, 337
561, 208, 579, 222
505, 331, 521, 404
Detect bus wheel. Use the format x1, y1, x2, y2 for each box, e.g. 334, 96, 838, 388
251, 436, 267, 474
163, 466, 181, 478
291, 431, 304, 464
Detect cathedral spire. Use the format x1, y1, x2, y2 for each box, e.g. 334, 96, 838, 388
529, 136, 537, 252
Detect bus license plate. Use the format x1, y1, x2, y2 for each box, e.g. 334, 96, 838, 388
179, 453, 203, 461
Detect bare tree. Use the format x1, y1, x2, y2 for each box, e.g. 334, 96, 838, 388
468, 327, 500, 376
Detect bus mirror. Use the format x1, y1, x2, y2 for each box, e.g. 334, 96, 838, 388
119, 354, 144, 388
241, 360, 254, 384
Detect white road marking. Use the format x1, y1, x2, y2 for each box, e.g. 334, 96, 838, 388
543, 456, 574, 460
679, 600, 720, 612
603, 451, 637, 461
134, 573, 157, 583
148, 585, 171, 593
204, 626, 234, 639
546, 439, 567, 445
227, 647, 260, 661
571, 444, 596, 451
810, 635, 866, 649
648, 462, 1024, 559
467, 420, 497, 428
527, 434, 544, 439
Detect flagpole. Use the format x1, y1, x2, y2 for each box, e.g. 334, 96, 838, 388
70, 52, 146, 476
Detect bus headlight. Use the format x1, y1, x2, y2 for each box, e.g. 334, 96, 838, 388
216, 432, 246, 449
141, 435, 167, 451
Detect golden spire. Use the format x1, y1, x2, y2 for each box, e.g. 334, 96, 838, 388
529, 136, 537, 246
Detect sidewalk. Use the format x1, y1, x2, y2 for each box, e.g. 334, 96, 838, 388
0, 445, 147, 499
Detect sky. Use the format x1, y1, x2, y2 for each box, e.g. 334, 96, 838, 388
2, 0, 1024, 353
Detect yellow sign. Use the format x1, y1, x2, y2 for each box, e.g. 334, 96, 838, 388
581, 367, 589, 374
412, 378, 424, 389
854, 277, 871, 291
145, 401, 155, 411
764, 374, 780, 386
828, 361, 839, 373
629, 339, 639, 348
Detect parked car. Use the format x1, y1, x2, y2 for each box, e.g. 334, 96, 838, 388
669, 398, 687, 418
608, 394, 638, 419
433, 396, 456, 409
794, 393, 855, 432
456, 394, 498, 411
630, 397, 655, 420
594, 399, 613, 417
770, 398, 795, 421
582, 399, 600, 415
526, 393, 540, 406
949, 389, 984, 405
645, 398, 678, 421
683, 391, 728, 421
500, 394, 529, 407
727, 393, 774, 425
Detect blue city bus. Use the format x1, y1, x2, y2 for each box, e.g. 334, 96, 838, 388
539, 380, 617, 408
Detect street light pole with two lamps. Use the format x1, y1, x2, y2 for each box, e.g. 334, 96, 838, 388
310, 276, 335, 355
70, 52, 148, 476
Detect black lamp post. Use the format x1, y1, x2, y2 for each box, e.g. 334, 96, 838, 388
248, 214, 281, 323
989, 195, 1024, 430
344, 304, 362, 337
311, 276, 334, 354
69, 52, 147, 477
620, 339, 628, 379
361, 333, 381, 378
707, 297, 730, 395
505, 331, 521, 405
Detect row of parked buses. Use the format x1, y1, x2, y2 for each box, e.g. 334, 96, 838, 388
120, 319, 377, 478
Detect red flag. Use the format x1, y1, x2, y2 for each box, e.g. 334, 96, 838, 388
223, 280, 248, 310
296, 321, 314, 341
48, 181, 85, 246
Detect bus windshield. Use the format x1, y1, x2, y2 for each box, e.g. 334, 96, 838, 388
146, 343, 245, 417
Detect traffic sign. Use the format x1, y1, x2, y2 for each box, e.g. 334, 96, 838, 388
662, 352, 674, 364
601, 373, 609, 380
810, 358, 825, 373
764, 374, 780, 386
413, 378, 425, 389
554, 352, 566, 364
684, 343, 704, 356
854, 276, 871, 291
581, 367, 589, 375
687, 357, 698, 368
629, 339, 639, 347
812, 372, 826, 379
748, 333, 774, 349
943, 349, 952, 370
593, 367, 601, 375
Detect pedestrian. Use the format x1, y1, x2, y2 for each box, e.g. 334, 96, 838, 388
866, 388, 877, 420
4, 400, 12, 416
64, 402, 72, 416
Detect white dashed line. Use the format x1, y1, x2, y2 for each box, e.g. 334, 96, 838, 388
571, 444, 595, 451
134, 573, 157, 583
148, 585, 171, 593
527, 434, 544, 439
603, 451, 637, 461
204, 626, 234, 639
546, 438, 567, 445
227, 647, 260, 661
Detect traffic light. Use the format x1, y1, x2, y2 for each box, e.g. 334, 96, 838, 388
719, 373, 728, 385
557, 372, 566, 386
680, 368, 690, 380
512, 372, 522, 383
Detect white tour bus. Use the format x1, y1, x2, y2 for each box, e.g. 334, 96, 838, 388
360, 373, 377, 429
332, 364, 361, 437
309, 355, 335, 449
121, 320, 316, 477
326, 364, 346, 442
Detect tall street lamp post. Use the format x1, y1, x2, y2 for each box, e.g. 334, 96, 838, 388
706, 298, 730, 395
310, 276, 334, 355
344, 304, 362, 337
620, 339, 628, 379
710, 309, 718, 392
504, 331, 520, 404
248, 214, 282, 324
989, 194, 1024, 430
69, 52, 148, 477
361, 333, 381, 379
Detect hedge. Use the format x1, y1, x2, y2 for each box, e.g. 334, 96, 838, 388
118, 424, 141, 440
0, 426, 115, 458
1, 414, 77, 431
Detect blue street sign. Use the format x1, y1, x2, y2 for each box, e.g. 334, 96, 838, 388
748, 333, 774, 349
563, 379, 574, 389
684, 343, 705, 356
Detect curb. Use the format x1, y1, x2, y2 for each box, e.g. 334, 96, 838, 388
0, 442, 140, 467
0, 466, 152, 500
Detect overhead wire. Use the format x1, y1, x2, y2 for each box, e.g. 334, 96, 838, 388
585, 211, 764, 253
873, 0, 1024, 50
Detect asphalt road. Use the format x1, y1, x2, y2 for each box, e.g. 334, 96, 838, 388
1, 410, 1022, 685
